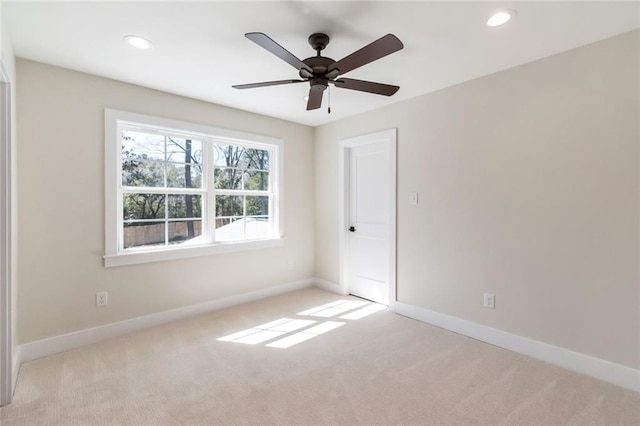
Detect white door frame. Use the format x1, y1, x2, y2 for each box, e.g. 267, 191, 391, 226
338, 128, 397, 311
0, 60, 13, 407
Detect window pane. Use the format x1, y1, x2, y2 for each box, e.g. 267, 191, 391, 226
168, 163, 203, 188
244, 171, 269, 191
165, 138, 203, 164
243, 148, 270, 170
122, 130, 165, 161
123, 221, 165, 248
215, 144, 247, 168
214, 167, 242, 190
215, 217, 244, 241
246, 196, 269, 216
122, 158, 165, 187
123, 193, 166, 221
216, 195, 243, 217
168, 195, 202, 219
245, 217, 270, 240
168, 220, 202, 244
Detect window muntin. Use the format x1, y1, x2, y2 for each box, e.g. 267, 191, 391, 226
106, 110, 283, 265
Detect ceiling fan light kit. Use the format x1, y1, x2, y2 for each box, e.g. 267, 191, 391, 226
233, 31, 404, 111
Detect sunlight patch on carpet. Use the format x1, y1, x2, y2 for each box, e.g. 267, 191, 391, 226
297, 300, 368, 317
218, 299, 385, 349
339, 303, 386, 320
267, 321, 346, 349
217, 318, 316, 345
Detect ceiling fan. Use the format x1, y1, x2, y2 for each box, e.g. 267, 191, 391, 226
232, 32, 404, 111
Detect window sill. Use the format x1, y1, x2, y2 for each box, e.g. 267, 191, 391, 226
103, 238, 285, 268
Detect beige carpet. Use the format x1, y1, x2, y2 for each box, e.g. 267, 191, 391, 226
1, 288, 638, 425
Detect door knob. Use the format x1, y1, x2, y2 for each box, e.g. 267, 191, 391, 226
349, 226, 356, 232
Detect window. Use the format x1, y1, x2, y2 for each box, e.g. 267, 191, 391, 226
105, 110, 283, 267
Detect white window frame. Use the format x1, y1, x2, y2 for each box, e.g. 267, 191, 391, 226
104, 109, 284, 267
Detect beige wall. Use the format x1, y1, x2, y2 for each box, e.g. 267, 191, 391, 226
315, 30, 639, 369
16, 59, 314, 344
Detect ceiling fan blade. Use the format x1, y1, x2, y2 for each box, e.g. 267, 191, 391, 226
232, 79, 306, 89
306, 87, 324, 110
328, 34, 403, 76
245, 32, 314, 75
333, 78, 400, 96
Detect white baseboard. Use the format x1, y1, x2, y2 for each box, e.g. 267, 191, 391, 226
11, 345, 20, 395
17, 278, 315, 364
313, 278, 346, 295
395, 301, 640, 393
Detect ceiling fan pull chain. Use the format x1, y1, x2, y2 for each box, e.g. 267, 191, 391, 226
328, 85, 331, 114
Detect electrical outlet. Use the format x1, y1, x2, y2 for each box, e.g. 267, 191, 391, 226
96, 292, 108, 307
484, 293, 495, 309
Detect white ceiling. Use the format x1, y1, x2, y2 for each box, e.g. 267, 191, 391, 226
4, 1, 639, 127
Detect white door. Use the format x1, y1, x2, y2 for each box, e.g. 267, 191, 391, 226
346, 133, 395, 305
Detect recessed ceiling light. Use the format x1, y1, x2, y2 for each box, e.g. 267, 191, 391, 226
123, 35, 153, 49
487, 10, 516, 27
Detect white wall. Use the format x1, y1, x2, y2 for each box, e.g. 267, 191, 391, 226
315, 30, 639, 369
16, 59, 315, 344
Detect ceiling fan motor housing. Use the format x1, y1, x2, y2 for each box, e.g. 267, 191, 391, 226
300, 56, 335, 78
